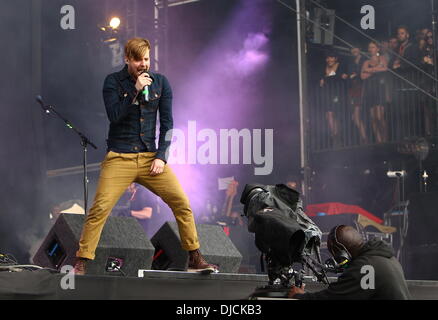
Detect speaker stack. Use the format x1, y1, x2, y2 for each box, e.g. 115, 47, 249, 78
33, 214, 155, 276
150, 221, 242, 273
33, 214, 243, 276
405, 192, 438, 280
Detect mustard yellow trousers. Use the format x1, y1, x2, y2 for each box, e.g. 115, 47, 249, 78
76, 151, 200, 260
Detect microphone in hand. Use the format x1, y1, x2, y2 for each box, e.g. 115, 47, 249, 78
140, 71, 153, 102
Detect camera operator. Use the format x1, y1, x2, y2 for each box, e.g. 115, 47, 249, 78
289, 225, 411, 300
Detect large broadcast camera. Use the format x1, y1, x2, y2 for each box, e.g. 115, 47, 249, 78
240, 183, 335, 297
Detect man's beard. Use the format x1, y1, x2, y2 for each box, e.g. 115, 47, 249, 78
129, 67, 148, 79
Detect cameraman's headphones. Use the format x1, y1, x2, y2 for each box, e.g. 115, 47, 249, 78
328, 225, 352, 266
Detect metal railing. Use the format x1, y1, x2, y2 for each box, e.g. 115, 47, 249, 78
309, 67, 437, 152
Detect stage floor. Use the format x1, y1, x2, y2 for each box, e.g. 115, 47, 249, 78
0, 269, 437, 300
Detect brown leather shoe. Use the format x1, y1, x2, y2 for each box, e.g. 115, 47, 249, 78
188, 249, 219, 273
73, 258, 88, 275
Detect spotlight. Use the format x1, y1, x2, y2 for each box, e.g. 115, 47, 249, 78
109, 17, 121, 30
99, 17, 122, 44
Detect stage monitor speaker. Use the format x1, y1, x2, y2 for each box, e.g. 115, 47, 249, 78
33, 213, 155, 276
313, 8, 335, 45
405, 244, 438, 280
407, 192, 438, 246
150, 222, 242, 273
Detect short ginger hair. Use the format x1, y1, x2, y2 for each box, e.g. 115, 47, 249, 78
124, 38, 151, 60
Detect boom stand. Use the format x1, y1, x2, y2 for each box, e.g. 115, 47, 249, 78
36, 96, 97, 215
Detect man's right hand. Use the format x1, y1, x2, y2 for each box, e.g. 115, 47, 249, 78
135, 73, 153, 92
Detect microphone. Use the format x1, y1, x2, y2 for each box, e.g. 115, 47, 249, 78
141, 71, 153, 102
387, 170, 407, 178
36, 95, 43, 105
35, 95, 50, 113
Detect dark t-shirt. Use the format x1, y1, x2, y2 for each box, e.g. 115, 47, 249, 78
392, 41, 422, 71
112, 187, 153, 234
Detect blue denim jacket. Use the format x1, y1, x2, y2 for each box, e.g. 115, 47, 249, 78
102, 65, 173, 162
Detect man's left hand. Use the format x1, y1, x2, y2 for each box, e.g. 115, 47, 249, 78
288, 284, 305, 299
150, 159, 165, 176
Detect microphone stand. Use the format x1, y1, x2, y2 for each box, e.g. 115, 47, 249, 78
36, 96, 97, 215
394, 173, 406, 265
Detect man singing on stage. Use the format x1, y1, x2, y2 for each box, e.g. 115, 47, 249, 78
73, 38, 218, 274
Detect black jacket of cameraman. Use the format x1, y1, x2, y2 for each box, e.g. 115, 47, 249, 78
296, 239, 411, 300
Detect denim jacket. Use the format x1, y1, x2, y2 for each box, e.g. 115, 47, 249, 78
102, 65, 173, 162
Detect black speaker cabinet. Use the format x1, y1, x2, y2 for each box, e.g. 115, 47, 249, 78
405, 244, 438, 280
151, 222, 243, 273
407, 192, 438, 247
33, 213, 155, 276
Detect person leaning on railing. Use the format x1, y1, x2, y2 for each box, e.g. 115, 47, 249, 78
319, 51, 349, 148
346, 47, 368, 144
361, 41, 389, 144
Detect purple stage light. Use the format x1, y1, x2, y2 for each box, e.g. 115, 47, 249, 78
166, 0, 272, 219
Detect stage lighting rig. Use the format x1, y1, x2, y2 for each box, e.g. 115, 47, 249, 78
99, 16, 122, 43
109, 17, 121, 29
